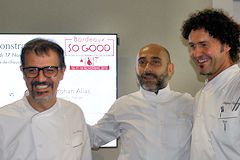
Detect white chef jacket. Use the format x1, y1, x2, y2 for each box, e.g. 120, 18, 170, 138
0, 95, 92, 160
191, 64, 240, 160
88, 85, 194, 160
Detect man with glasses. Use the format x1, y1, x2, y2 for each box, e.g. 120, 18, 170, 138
0, 38, 92, 160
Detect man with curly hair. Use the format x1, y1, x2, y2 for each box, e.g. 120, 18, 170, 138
181, 9, 240, 160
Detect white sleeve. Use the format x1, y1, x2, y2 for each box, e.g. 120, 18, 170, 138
81, 122, 92, 160
0, 126, 5, 160
87, 111, 120, 148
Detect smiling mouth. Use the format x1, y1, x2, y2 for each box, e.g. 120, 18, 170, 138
31, 81, 53, 90
36, 85, 49, 89
198, 59, 208, 63
143, 75, 155, 79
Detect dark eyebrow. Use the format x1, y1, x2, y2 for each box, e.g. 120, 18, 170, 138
138, 57, 161, 61
189, 41, 208, 45
151, 57, 161, 60
138, 57, 146, 61
199, 41, 208, 45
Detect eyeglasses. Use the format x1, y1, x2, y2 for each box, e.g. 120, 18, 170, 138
23, 66, 61, 78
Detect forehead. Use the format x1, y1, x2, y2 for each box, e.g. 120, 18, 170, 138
24, 49, 59, 66
188, 29, 223, 47
138, 46, 168, 61
189, 29, 212, 42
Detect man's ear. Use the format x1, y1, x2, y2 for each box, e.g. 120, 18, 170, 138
20, 66, 23, 72
168, 63, 174, 77
223, 44, 231, 53
20, 66, 27, 81
60, 66, 66, 80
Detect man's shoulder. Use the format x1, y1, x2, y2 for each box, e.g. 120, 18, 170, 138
115, 90, 142, 102
222, 64, 240, 88
0, 99, 27, 127
117, 90, 193, 103
170, 90, 194, 101
0, 99, 24, 115
57, 98, 86, 125
57, 98, 84, 115
232, 69, 240, 83
224, 72, 240, 97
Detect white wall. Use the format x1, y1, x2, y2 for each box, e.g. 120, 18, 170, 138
0, 0, 212, 159
213, 0, 233, 15
212, 0, 240, 24
233, 1, 240, 23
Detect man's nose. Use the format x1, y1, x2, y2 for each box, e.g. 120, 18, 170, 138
35, 70, 47, 82
144, 63, 152, 72
191, 45, 203, 58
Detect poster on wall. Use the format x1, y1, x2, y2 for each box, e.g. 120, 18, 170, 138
0, 33, 118, 147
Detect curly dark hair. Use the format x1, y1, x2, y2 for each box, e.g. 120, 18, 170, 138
181, 8, 240, 63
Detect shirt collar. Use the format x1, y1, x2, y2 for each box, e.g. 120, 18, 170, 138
140, 84, 171, 102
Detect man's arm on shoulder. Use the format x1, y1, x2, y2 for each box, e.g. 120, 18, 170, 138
87, 111, 120, 148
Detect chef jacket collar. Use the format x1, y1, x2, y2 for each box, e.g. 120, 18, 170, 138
23, 90, 58, 116
140, 84, 171, 102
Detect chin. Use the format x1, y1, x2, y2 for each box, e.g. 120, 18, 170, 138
199, 71, 212, 76
32, 94, 53, 103
35, 98, 52, 103
142, 85, 157, 92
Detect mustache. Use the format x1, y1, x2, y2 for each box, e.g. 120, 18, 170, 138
141, 73, 158, 79
31, 81, 53, 87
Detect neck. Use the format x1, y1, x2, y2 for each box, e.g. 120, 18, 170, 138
207, 62, 234, 82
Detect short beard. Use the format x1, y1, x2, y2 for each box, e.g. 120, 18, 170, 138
198, 44, 224, 77
137, 71, 168, 93
200, 72, 212, 76
30, 81, 53, 103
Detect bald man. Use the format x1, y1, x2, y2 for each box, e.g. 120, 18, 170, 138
88, 44, 194, 160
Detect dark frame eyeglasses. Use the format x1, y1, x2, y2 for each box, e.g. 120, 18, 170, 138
22, 66, 61, 78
